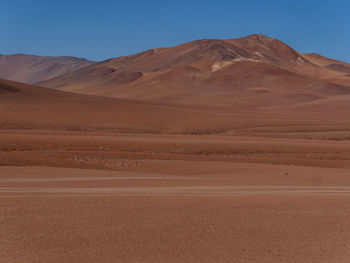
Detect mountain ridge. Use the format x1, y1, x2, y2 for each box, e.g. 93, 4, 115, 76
35, 34, 350, 108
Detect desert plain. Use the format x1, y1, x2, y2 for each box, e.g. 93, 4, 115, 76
1, 34, 350, 262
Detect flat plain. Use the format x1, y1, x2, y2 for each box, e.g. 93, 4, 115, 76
1, 129, 350, 263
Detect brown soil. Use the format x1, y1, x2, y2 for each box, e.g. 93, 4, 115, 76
1, 164, 350, 263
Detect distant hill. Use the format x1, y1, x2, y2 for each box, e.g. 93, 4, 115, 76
0, 54, 95, 84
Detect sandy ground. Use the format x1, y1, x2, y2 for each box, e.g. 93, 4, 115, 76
1, 159, 350, 262
1, 130, 350, 169
0, 130, 350, 262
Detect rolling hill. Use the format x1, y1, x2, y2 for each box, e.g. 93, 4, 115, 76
0, 78, 211, 133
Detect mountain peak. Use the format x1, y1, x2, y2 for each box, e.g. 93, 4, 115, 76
239, 33, 274, 42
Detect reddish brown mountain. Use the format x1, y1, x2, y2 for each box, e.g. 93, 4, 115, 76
0, 54, 95, 84
38, 34, 350, 108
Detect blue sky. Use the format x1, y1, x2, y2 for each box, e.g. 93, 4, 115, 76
1, 0, 349, 62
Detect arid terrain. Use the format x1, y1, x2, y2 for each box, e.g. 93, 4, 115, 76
1, 34, 350, 262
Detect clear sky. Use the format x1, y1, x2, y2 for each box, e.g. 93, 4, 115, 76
1, 0, 349, 62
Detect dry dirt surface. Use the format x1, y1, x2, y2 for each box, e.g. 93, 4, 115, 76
1, 164, 350, 263
1, 130, 350, 263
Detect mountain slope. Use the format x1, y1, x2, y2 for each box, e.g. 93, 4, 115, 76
0, 54, 95, 84
38, 34, 350, 107
0, 79, 211, 133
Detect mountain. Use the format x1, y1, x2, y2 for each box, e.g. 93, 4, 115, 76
38, 34, 350, 108
0, 54, 95, 84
